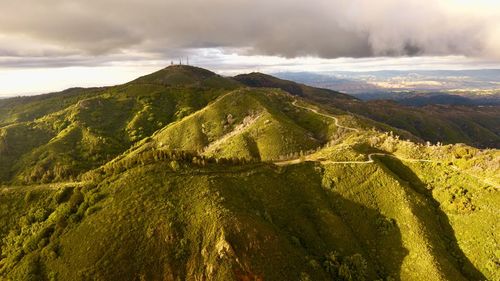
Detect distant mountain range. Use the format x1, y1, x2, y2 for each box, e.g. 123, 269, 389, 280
0, 66, 498, 281
275, 69, 500, 106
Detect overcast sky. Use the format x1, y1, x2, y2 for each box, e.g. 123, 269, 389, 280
1, 0, 499, 96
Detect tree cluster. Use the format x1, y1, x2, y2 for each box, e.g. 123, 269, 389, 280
277, 148, 319, 161
22, 162, 77, 185
97, 149, 258, 177
323, 252, 368, 281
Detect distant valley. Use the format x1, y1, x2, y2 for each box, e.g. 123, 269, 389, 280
275, 69, 500, 106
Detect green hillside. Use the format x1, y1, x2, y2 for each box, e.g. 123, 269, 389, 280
235, 73, 500, 148
0, 65, 498, 281
127, 88, 341, 161
0, 66, 240, 185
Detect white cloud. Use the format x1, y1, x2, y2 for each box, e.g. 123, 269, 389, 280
1, 52, 499, 97
1, 0, 499, 95
0, 0, 498, 62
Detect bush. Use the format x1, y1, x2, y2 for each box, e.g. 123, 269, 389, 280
323, 252, 368, 281
54, 186, 74, 204
170, 160, 180, 171
23, 224, 54, 253
24, 191, 36, 203
11, 254, 43, 281
68, 189, 84, 210
341, 254, 368, 281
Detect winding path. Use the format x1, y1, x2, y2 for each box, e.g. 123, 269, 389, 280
292, 100, 360, 133
274, 100, 433, 166
275, 99, 499, 188
274, 152, 434, 166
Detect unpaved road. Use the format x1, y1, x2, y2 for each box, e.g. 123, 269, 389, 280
274, 152, 434, 166
292, 100, 359, 133
275, 99, 499, 188
275, 100, 431, 166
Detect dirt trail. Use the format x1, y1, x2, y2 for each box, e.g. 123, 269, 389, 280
275, 99, 499, 188
274, 152, 434, 166
274, 100, 433, 166
292, 100, 359, 133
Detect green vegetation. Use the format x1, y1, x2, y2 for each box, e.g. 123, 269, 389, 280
0, 66, 240, 185
235, 73, 500, 148
0, 65, 498, 280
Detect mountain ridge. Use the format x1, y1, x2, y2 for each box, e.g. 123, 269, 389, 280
0, 65, 498, 281
234, 71, 500, 148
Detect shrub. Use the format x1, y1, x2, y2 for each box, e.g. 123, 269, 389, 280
85, 206, 101, 216
170, 160, 180, 171
68, 189, 84, 210
54, 186, 74, 204
23, 224, 54, 253
11, 254, 42, 281
24, 191, 36, 203
323, 252, 368, 281
341, 254, 368, 281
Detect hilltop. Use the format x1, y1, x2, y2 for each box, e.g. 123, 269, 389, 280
234, 72, 355, 101
0, 65, 498, 281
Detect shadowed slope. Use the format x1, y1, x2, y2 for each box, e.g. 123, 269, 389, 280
234, 72, 355, 100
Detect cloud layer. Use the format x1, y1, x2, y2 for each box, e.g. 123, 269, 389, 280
0, 0, 499, 67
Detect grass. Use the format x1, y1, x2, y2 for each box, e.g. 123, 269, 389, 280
0, 65, 498, 280
2, 150, 494, 280
133, 88, 331, 161
235, 73, 500, 148
0, 66, 242, 185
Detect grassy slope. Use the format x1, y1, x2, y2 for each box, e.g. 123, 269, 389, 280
0, 88, 106, 127
333, 101, 500, 148
0, 66, 241, 185
0, 66, 498, 280
235, 73, 500, 148
0, 149, 495, 280
127, 88, 337, 162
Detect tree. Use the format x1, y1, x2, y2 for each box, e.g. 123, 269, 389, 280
340, 254, 367, 281
170, 160, 180, 171
323, 252, 367, 281
69, 189, 84, 211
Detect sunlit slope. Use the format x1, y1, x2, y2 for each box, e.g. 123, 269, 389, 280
126, 88, 345, 161
0, 66, 241, 184
0, 88, 106, 127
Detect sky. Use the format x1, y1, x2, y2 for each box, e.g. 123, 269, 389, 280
1, 0, 499, 96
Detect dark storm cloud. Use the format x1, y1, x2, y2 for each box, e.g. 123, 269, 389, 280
0, 0, 498, 67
